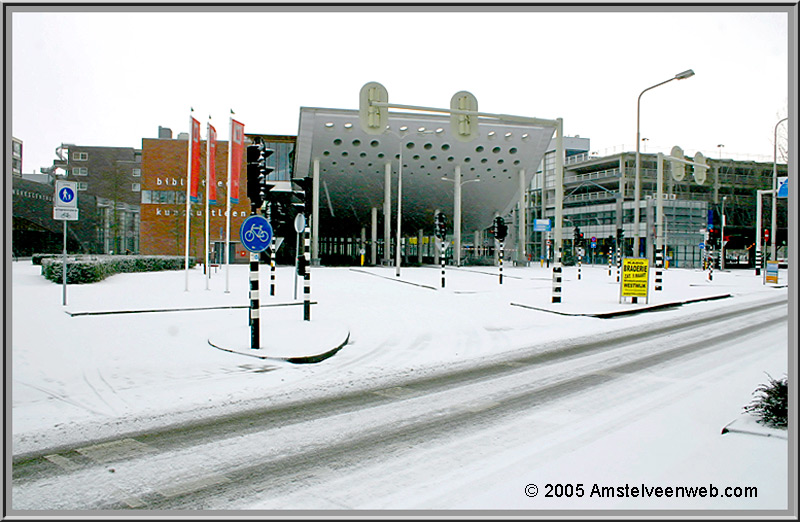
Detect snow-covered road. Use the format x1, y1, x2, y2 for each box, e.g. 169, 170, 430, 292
9, 260, 792, 513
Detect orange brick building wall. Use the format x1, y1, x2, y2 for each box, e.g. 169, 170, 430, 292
140, 138, 253, 263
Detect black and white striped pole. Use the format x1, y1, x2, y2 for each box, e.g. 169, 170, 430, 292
435, 210, 447, 288
655, 246, 663, 291
708, 245, 714, 281
493, 215, 508, 285
303, 222, 311, 321
552, 249, 562, 303
608, 246, 613, 277
249, 251, 260, 348
577, 246, 583, 280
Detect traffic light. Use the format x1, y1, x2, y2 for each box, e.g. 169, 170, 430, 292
292, 177, 313, 215
246, 144, 262, 210
257, 144, 275, 207
574, 226, 582, 247
247, 142, 275, 211
493, 216, 508, 241
434, 211, 447, 239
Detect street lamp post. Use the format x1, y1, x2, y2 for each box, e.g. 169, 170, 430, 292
389, 126, 438, 277
717, 144, 724, 159
720, 196, 727, 270
441, 173, 481, 266
635, 69, 695, 257
771, 117, 787, 261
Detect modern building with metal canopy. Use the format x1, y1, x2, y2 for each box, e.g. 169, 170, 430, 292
293, 103, 561, 266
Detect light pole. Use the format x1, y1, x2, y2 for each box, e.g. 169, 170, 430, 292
635, 69, 695, 257
441, 173, 481, 266
717, 144, 724, 159
389, 126, 438, 277
771, 117, 787, 261
721, 195, 727, 271
641, 137, 649, 152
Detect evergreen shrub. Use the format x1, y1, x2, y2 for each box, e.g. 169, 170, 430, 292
743, 373, 788, 429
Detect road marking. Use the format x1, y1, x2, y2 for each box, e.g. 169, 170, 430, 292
158, 474, 231, 498
76, 438, 153, 463
44, 454, 79, 471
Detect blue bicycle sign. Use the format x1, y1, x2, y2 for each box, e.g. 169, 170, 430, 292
240, 214, 273, 253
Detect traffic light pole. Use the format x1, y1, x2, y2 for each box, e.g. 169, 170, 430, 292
249, 246, 260, 349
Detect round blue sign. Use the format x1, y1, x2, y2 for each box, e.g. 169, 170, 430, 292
239, 214, 273, 253
59, 187, 75, 203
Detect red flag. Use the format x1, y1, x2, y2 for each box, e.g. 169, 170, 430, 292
190, 117, 201, 203
229, 119, 244, 204
207, 123, 217, 205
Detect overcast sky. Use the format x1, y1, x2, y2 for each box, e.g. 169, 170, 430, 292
9, 6, 792, 174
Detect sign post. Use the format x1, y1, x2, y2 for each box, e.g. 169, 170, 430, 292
240, 214, 273, 349
54, 181, 78, 306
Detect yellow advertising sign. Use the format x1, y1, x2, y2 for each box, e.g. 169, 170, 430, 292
621, 257, 650, 300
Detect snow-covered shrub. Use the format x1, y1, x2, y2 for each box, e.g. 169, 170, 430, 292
743, 373, 788, 429
41, 255, 196, 284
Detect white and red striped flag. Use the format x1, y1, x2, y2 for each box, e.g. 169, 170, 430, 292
229, 119, 244, 204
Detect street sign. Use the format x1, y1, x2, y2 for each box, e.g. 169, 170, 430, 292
239, 214, 273, 253
54, 207, 79, 221
54, 180, 78, 221
620, 257, 650, 303
777, 177, 788, 198
699, 243, 705, 249
294, 213, 306, 233
55, 180, 78, 208
591, 241, 597, 249
533, 219, 551, 232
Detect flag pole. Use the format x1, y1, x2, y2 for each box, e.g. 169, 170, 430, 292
205, 116, 212, 290
225, 111, 233, 293
184, 108, 194, 291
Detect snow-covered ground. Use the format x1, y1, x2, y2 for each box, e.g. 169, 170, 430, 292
8, 257, 793, 513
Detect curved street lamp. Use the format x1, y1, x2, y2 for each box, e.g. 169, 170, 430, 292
634, 69, 695, 257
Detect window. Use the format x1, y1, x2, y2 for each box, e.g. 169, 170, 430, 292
132, 183, 141, 192
76, 182, 88, 191
132, 168, 141, 177
72, 167, 88, 176
141, 190, 152, 204
72, 152, 88, 161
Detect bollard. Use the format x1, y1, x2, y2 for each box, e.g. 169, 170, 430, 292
655, 247, 663, 291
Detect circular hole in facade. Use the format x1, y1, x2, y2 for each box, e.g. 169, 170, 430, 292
481, 158, 488, 164
504, 132, 513, 139
352, 139, 361, 147
430, 155, 437, 161
488, 131, 496, 139
405, 142, 415, 149
476, 145, 484, 153
447, 156, 455, 162
378, 153, 385, 158
464, 157, 471, 163
424, 143, 432, 150
324, 122, 334, 128
360, 152, 367, 158
413, 155, 420, 160
370, 140, 379, 147
323, 150, 330, 156
509, 147, 517, 154
497, 158, 504, 164
513, 159, 520, 165
441, 143, 450, 151
333, 138, 342, 146
344, 122, 353, 129
492, 146, 501, 154
342, 151, 349, 157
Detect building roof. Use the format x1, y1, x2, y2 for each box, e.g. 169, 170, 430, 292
293, 107, 558, 236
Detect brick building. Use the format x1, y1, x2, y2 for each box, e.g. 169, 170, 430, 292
139, 133, 296, 264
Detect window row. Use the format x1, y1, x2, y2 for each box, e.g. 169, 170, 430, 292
71, 167, 140, 177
